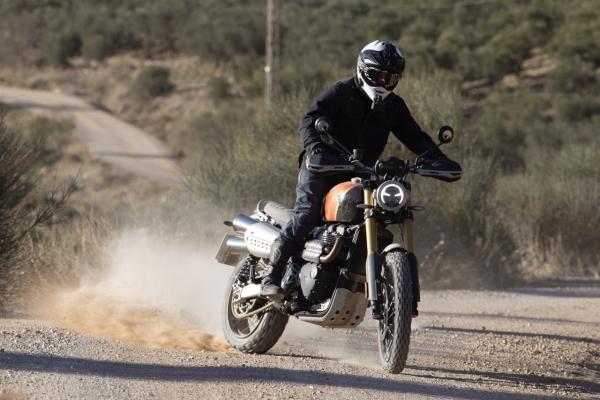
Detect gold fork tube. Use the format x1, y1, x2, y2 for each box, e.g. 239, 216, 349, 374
364, 188, 377, 254
402, 198, 415, 253
363, 187, 378, 301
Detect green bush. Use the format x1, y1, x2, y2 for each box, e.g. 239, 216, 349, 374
550, 4, 600, 65
2, 0, 598, 85
130, 66, 175, 100
548, 57, 598, 94
42, 32, 81, 67
80, 33, 113, 61
175, 0, 265, 61
556, 95, 600, 121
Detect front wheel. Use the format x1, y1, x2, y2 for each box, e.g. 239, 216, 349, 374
222, 256, 288, 354
377, 250, 413, 373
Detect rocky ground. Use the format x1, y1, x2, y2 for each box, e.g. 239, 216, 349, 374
1, 280, 598, 400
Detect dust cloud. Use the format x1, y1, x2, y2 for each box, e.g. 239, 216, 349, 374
36, 230, 232, 352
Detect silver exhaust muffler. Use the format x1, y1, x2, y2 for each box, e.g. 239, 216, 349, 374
216, 213, 281, 265
232, 214, 256, 233
216, 234, 248, 266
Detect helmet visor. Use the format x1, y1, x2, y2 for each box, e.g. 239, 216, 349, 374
363, 66, 401, 90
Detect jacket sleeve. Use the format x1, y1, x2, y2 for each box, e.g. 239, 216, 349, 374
391, 98, 443, 158
299, 82, 344, 152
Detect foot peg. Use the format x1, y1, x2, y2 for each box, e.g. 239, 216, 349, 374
260, 283, 285, 301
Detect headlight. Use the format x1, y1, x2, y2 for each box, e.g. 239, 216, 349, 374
375, 180, 409, 211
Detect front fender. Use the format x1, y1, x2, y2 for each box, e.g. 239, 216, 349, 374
381, 242, 420, 317
381, 242, 406, 255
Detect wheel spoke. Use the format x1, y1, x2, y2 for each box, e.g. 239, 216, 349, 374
379, 266, 398, 358
227, 259, 267, 339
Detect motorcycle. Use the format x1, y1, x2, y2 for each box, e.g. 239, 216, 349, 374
215, 119, 461, 373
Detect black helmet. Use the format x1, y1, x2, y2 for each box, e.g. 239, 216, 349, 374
357, 40, 405, 106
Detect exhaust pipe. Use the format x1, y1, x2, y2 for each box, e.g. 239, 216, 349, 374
216, 234, 248, 266
232, 214, 256, 233
226, 235, 247, 252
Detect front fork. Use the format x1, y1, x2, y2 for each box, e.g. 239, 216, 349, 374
364, 189, 420, 318
363, 188, 380, 307
402, 202, 421, 316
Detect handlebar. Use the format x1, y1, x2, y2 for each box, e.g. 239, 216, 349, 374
350, 156, 431, 179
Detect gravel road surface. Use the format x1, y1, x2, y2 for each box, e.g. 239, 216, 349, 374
1, 280, 598, 399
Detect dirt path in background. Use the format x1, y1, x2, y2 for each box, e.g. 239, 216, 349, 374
0, 86, 182, 185
1, 280, 598, 399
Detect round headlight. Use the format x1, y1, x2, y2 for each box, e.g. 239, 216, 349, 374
375, 180, 409, 211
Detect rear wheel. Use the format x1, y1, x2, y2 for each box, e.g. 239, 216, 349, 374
222, 256, 288, 353
377, 250, 413, 373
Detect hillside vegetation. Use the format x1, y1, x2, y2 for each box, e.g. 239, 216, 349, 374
1, 0, 599, 287
0, 111, 77, 306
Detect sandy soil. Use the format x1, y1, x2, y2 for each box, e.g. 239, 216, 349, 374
0, 280, 598, 400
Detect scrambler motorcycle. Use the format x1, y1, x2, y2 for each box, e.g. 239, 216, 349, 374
215, 120, 461, 373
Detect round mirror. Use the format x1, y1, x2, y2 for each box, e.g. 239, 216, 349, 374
437, 125, 454, 144
315, 117, 332, 135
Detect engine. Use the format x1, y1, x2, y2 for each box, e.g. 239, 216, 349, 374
297, 224, 349, 303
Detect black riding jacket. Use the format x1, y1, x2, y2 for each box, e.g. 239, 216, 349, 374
299, 76, 442, 167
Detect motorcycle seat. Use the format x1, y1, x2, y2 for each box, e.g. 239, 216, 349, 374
257, 199, 294, 227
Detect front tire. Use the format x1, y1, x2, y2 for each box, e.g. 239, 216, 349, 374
222, 256, 288, 354
377, 250, 413, 373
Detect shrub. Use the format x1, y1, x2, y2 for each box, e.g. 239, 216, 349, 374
130, 66, 175, 100
207, 76, 231, 101
550, 5, 600, 65
495, 143, 600, 278
556, 95, 600, 121
80, 33, 113, 61
0, 113, 75, 306
186, 90, 310, 210
26, 116, 75, 165
548, 57, 598, 94
175, 0, 265, 62
41, 32, 81, 67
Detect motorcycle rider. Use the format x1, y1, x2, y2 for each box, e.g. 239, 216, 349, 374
261, 40, 461, 299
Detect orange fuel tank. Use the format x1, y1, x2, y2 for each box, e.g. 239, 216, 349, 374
323, 181, 364, 223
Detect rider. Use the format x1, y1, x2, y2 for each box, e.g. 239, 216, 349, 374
261, 40, 461, 298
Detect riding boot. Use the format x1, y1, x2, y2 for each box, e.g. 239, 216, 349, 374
261, 237, 296, 300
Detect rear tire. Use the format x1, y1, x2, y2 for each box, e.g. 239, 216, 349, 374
377, 250, 413, 373
222, 256, 288, 354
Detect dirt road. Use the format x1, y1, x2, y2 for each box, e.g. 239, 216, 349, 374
1, 280, 598, 399
0, 86, 182, 185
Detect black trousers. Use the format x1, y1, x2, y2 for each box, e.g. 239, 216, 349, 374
280, 164, 351, 246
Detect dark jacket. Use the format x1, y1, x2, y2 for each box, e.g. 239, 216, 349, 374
299, 77, 442, 166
